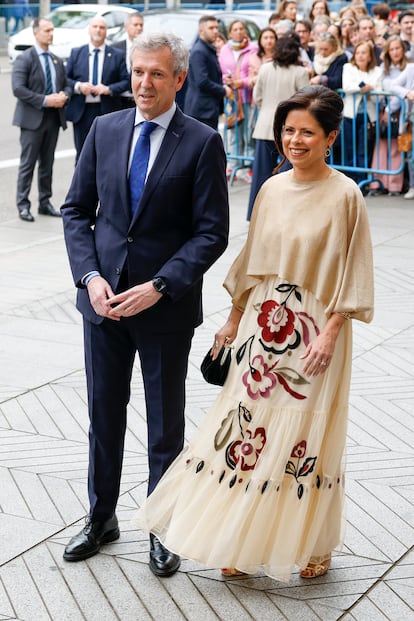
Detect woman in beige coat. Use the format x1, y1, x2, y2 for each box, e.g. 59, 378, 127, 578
247, 34, 309, 220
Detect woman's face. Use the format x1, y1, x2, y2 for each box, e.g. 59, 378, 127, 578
312, 2, 327, 17
284, 3, 297, 21
340, 20, 354, 36
260, 30, 277, 52
282, 109, 334, 171
354, 43, 371, 70
388, 40, 405, 64
229, 21, 247, 42
318, 40, 335, 57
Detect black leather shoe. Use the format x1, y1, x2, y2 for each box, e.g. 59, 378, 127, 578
19, 208, 34, 222
63, 515, 120, 562
149, 533, 181, 577
38, 203, 61, 217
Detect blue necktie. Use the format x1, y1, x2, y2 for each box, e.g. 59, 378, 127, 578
129, 121, 158, 216
92, 48, 99, 86
42, 52, 53, 95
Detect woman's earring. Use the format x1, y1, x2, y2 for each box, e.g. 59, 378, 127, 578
325, 146, 331, 158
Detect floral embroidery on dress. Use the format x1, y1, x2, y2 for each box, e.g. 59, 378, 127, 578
285, 440, 317, 499
226, 427, 266, 471
236, 284, 319, 401
213, 403, 266, 484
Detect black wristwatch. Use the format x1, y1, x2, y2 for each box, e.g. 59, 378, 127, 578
152, 277, 168, 296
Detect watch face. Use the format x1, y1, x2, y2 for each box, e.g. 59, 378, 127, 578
153, 278, 167, 294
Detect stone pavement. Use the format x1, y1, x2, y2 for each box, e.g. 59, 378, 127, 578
0, 174, 413, 620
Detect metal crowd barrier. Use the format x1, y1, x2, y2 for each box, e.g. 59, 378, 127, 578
333, 89, 410, 193
223, 89, 412, 191
223, 89, 256, 183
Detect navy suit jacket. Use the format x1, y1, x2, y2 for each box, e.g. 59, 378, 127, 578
65, 44, 130, 123
12, 46, 71, 130
61, 107, 229, 331
184, 37, 225, 120
320, 53, 348, 91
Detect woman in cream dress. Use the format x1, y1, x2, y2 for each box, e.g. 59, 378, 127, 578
134, 86, 374, 583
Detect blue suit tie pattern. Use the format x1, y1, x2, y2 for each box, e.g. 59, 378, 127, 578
92, 48, 100, 86
129, 121, 158, 216
42, 52, 53, 95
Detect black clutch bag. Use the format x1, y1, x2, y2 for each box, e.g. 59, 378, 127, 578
200, 346, 232, 386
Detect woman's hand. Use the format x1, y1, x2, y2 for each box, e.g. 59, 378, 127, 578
300, 313, 346, 377
211, 306, 243, 360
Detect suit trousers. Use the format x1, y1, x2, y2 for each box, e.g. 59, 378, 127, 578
16, 109, 60, 212
83, 315, 194, 520
73, 103, 101, 163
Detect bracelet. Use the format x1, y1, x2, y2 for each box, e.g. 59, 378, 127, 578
338, 312, 352, 320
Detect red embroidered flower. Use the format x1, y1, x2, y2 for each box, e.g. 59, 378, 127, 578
228, 428, 266, 471
242, 354, 277, 399
291, 440, 307, 458
258, 300, 295, 344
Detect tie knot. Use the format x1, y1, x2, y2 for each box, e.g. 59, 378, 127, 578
93, 48, 100, 55
42, 52, 49, 58
140, 121, 158, 137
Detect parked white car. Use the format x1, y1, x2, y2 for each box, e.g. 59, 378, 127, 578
8, 3, 137, 63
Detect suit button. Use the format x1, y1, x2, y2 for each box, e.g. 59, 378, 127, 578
115, 268, 121, 275
127, 237, 133, 243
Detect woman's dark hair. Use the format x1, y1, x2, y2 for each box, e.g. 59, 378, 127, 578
309, 0, 331, 21
273, 85, 343, 171
257, 27, 277, 57
273, 32, 301, 66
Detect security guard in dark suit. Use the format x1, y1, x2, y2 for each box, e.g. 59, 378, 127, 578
12, 17, 71, 222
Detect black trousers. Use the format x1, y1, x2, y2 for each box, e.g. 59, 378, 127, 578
83, 315, 194, 520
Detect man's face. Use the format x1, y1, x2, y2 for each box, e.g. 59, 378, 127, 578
400, 15, 414, 38
131, 46, 187, 120
295, 24, 311, 46
88, 18, 107, 47
199, 19, 219, 44
126, 16, 143, 41
34, 19, 54, 49
358, 19, 375, 42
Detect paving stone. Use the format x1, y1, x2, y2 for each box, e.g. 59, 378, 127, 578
364, 581, 414, 620
117, 559, 186, 620
188, 574, 254, 621
227, 583, 287, 620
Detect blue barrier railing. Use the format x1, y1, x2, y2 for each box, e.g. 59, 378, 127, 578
334, 90, 408, 192
223, 90, 411, 190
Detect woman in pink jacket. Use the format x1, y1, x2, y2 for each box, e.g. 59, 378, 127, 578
219, 20, 258, 172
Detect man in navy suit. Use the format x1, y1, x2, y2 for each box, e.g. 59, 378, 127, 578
65, 16, 130, 162
61, 32, 229, 577
112, 12, 144, 109
184, 15, 231, 130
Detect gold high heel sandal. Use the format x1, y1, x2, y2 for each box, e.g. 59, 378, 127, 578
221, 568, 246, 577
300, 556, 331, 579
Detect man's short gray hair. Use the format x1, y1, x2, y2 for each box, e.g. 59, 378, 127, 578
130, 32, 189, 75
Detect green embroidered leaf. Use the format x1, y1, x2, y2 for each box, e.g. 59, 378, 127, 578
285, 460, 296, 476
214, 409, 236, 450
278, 367, 310, 386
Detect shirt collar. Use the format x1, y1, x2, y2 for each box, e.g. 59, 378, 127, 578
89, 44, 106, 54
133, 103, 176, 131
34, 44, 49, 57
